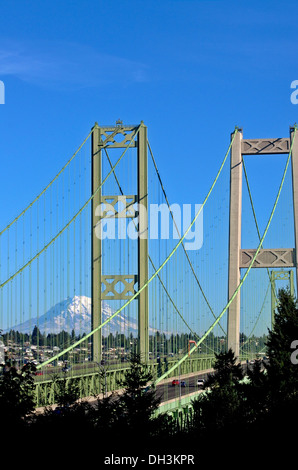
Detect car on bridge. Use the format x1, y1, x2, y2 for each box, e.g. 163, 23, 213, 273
171, 379, 187, 386
197, 378, 205, 388
62, 362, 72, 373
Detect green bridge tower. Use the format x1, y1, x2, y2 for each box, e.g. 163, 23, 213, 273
91, 121, 149, 364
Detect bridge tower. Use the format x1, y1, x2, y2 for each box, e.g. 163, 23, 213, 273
91, 121, 149, 364
270, 270, 294, 327
227, 126, 298, 358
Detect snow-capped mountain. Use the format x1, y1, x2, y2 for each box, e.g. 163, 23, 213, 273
9, 295, 141, 336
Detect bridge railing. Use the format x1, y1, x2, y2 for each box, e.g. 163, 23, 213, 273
34, 355, 215, 408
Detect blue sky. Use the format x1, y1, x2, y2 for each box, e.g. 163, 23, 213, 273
0, 0, 297, 338
1, 0, 298, 232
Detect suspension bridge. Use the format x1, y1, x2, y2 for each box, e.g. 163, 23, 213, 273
0, 121, 297, 413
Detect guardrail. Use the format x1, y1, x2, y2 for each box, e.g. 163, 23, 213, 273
34, 355, 215, 407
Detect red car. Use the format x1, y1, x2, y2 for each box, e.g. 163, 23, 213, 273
172, 379, 180, 386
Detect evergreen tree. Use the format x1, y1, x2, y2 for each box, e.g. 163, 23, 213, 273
117, 354, 161, 439
53, 374, 81, 410
239, 358, 269, 430
265, 288, 298, 397
204, 348, 243, 388
0, 362, 36, 431
262, 287, 298, 440
191, 349, 244, 440
32, 325, 44, 346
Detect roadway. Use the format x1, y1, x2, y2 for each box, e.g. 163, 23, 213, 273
34, 357, 264, 406
155, 370, 210, 404
154, 360, 263, 404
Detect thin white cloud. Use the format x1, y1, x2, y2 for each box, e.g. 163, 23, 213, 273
0, 39, 150, 90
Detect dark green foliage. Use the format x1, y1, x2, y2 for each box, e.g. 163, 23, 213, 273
91, 392, 122, 434
3, 288, 298, 457
238, 359, 269, 431
261, 288, 298, 440
116, 354, 161, 438
265, 288, 298, 398
191, 349, 244, 437
204, 348, 243, 388
32, 370, 89, 437
53, 374, 81, 409
191, 288, 298, 450
0, 362, 36, 430
3, 327, 87, 352
31, 325, 44, 346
